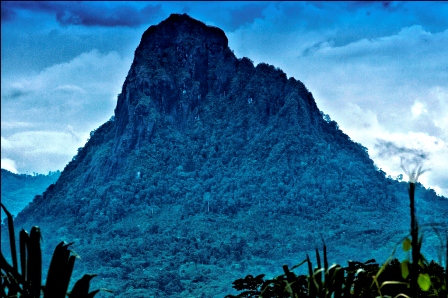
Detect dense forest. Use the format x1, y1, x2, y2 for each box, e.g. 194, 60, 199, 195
1, 169, 60, 221
2, 14, 447, 297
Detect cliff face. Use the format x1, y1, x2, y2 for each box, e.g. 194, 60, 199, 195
114, 14, 234, 141
8, 13, 447, 298
107, 13, 322, 177
24, 13, 326, 203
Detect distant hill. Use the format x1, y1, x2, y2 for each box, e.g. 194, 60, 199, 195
4, 14, 447, 298
1, 169, 60, 220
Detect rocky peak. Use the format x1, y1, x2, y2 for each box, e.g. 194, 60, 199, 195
101, 13, 323, 178
114, 14, 237, 142
137, 13, 229, 57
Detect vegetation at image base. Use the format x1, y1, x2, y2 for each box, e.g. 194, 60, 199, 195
226, 166, 448, 298
1, 203, 112, 297
3, 166, 445, 298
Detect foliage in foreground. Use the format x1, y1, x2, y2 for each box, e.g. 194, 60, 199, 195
0, 203, 111, 297
226, 167, 448, 298
226, 245, 446, 298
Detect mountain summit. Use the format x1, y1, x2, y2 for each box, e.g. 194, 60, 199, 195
109, 13, 322, 178
114, 14, 232, 142
7, 14, 447, 298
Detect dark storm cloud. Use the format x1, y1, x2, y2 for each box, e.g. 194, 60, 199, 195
346, 1, 405, 12
228, 3, 268, 30
1, 1, 161, 27
1, 4, 17, 22
176, 2, 269, 32
1, 1, 61, 17
301, 40, 332, 57
55, 3, 162, 27
3, 89, 31, 100
279, 2, 339, 30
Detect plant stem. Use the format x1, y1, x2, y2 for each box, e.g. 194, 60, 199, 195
409, 182, 419, 291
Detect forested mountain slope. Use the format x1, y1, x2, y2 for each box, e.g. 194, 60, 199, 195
1, 169, 60, 220
3, 14, 447, 298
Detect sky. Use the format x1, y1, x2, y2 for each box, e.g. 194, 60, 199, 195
1, 1, 447, 197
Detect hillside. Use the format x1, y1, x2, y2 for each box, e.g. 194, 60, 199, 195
2, 14, 447, 298
1, 169, 60, 220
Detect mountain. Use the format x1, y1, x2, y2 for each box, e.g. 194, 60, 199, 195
3, 14, 447, 297
1, 169, 60, 220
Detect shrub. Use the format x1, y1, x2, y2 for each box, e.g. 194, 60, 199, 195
1, 203, 112, 297
225, 165, 448, 297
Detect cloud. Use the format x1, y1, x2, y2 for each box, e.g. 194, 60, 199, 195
1, 130, 84, 174
292, 25, 448, 129
228, 3, 267, 30
0, 4, 17, 22
1, 126, 98, 175
330, 102, 448, 196
227, 3, 448, 69
262, 24, 448, 196
411, 101, 427, 118
1, 1, 162, 27
1, 23, 143, 77
345, 1, 406, 12
267, 2, 448, 47
163, 2, 270, 33
0, 121, 34, 130
1, 159, 18, 174
4, 131, 79, 154
1, 136, 13, 151
55, 84, 86, 94
1, 49, 131, 132
1, 49, 132, 173
371, 133, 448, 196
55, 3, 162, 27
2, 88, 31, 100
429, 87, 448, 135
304, 25, 445, 64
